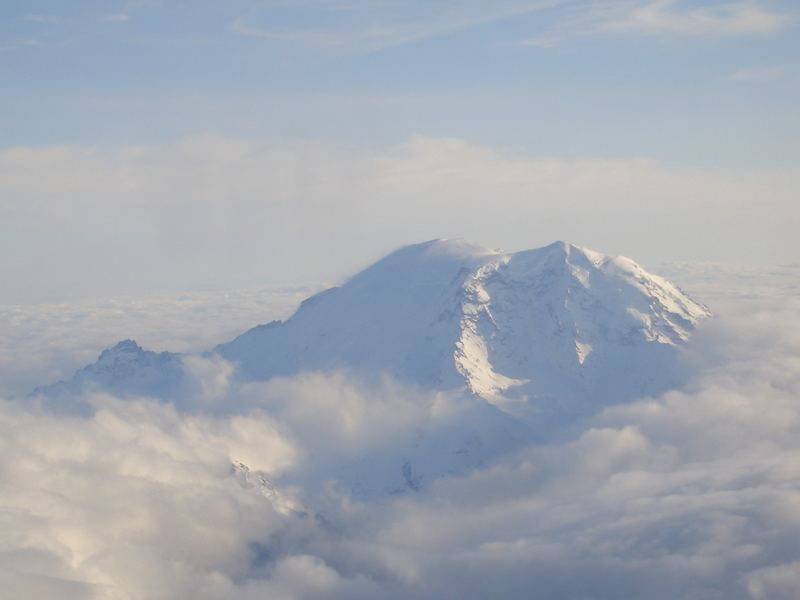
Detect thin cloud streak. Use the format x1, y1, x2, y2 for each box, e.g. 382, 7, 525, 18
230, 0, 566, 52
511, 0, 795, 48
23, 14, 59, 24
233, 0, 795, 53
100, 14, 131, 23
593, 0, 793, 37
729, 65, 785, 81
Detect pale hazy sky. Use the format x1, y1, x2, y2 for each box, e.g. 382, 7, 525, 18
2, 0, 798, 302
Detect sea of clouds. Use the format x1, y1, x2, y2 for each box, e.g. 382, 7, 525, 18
2, 266, 800, 599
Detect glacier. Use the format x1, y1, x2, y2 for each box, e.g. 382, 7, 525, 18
217, 239, 709, 416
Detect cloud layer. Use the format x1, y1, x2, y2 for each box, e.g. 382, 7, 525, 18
2, 136, 798, 302
3, 269, 800, 598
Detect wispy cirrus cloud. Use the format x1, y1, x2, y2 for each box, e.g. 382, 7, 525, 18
729, 65, 785, 81
511, 0, 795, 48
24, 14, 59, 24
100, 13, 131, 23
230, 0, 565, 51
592, 0, 793, 37
236, 1, 795, 53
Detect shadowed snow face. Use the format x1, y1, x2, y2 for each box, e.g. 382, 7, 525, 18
2, 287, 800, 598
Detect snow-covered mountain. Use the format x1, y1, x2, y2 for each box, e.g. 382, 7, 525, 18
32, 239, 709, 495
218, 239, 709, 416
37, 239, 709, 415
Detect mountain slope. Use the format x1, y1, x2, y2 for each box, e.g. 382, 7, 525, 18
218, 239, 709, 414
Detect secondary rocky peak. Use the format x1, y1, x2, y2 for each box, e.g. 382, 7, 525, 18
99, 339, 143, 359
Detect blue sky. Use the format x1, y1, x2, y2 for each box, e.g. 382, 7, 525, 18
2, 0, 797, 164
1, 1, 799, 301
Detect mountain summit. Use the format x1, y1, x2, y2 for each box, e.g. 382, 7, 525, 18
218, 239, 709, 415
